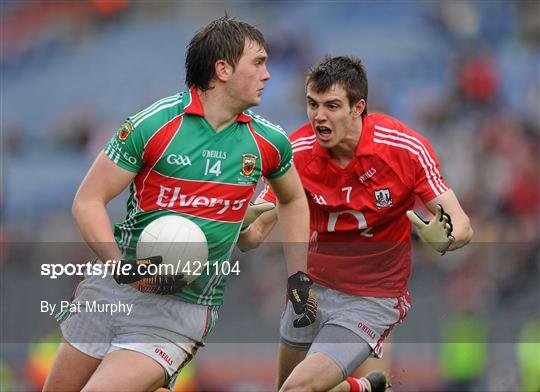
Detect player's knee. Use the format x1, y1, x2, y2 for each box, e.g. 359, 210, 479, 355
81, 380, 110, 392
280, 375, 320, 392
81, 375, 130, 392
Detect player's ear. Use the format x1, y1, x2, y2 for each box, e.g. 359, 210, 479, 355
215, 59, 233, 82
352, 99, 366, 118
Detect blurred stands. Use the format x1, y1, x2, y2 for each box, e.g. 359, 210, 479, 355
1, 1, 538, 391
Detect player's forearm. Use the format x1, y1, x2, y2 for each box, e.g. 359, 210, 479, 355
447, 216, 473, 251
423, 190, 473, 253
72, 199, 122, 262
277, 195, 309, 276
237, 209, 278, 251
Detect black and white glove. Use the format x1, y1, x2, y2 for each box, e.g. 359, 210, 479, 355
240, 202, 276, 233
287, 271, 318, 328
406, 204, 455, 255
113, 256, 186, 295
131, 274, 187, 295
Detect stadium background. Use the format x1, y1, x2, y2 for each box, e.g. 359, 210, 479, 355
1, 1, 538, 391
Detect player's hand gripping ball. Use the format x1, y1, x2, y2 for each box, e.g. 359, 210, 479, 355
114, 215, 208, 295
287, 271, 318, 328
113, 257, 188, 295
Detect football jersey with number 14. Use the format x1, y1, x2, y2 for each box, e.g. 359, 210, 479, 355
103, 87, 293, 305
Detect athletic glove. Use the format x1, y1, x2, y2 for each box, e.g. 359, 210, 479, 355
406, 204, 455, 255
240, 201, 276, 233
113, 256, 186, 295
287, 271, 318, 328
131, 274, 187, 295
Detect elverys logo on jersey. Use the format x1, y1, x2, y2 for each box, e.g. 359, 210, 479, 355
136, 165, 255, 222
117, 120, 134, 142
155, 186, 247, 214
241, 153, 257, 176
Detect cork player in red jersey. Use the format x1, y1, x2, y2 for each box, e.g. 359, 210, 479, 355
239, 56, 473, 392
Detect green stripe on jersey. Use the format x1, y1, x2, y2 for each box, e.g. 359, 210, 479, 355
131, 94, 182, 124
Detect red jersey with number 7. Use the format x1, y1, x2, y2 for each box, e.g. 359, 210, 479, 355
259, 113, 449, 297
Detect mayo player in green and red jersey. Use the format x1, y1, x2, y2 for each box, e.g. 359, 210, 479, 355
44, 17, 316, 391
239, 56, 473, 392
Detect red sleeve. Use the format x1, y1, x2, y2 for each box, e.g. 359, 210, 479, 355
412, 133, 449, 202
257, 180, 277, 204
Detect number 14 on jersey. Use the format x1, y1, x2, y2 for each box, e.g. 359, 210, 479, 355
204, 159, 222, 177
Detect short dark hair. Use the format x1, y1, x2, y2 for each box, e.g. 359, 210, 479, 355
185, 17, 267, 91
306, 55, 368, 114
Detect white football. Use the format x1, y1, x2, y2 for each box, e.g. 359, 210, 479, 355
136, 215, 208, 284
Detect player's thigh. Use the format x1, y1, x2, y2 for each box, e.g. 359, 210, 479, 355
277, 342, 309, 389
327, 292, 410, 359
353, 342, 393, 377
310, 324, 372, 379
43, 340, 101, 392
82, 349, 166, 391
279, 352, 343, 392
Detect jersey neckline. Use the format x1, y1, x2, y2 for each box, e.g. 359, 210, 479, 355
184, 86, 252, 124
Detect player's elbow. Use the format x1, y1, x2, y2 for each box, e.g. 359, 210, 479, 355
464, 222, 474, 244
236, 229, 263, 252
71, 196, 83, 223
236, 241, 257, 252
72, 191, 89, 219
71, 194, 103, 225
457, 217, 474, 246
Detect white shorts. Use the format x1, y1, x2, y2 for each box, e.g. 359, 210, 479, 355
280, 283, 411, 358
57, 273, 218, 386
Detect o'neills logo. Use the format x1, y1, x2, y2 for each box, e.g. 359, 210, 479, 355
156, 185, 247, 214
357, 321, 376, 340
155, 348, 173, 366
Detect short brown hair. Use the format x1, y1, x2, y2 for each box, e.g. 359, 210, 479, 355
185, 17, 267, 91
306, 56, 368, 114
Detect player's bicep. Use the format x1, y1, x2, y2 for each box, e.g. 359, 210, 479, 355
425, 190, 462, 217
266, 165, 304, 205
75, 151, 137, 206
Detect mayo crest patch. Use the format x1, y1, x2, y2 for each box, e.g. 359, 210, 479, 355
117, 120, 134, 142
